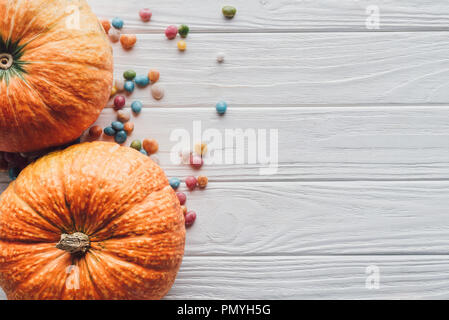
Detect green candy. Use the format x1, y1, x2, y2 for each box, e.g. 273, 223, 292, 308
130, 140, 142, 151
178, 25, 190, 38
222, 6, 237, 19
123, 70, 136, 81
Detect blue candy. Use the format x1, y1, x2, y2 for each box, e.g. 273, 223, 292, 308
115, 130, 127, 144
169, 177, 181, 190
134, 75, 150, 87
216, 101, 228, 114
131, 100, 143, 114
111, 121, 124, 131
8, 167, 20, 181
124, 80, 135, 93
111, 17, 124, 29
104, 126, 116, 136
140, 149, 148, 156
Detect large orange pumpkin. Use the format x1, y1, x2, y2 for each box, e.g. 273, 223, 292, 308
0, 142, 186, 299
0, 0, 113, 153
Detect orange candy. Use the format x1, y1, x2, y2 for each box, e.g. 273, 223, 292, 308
123, 122, 134, 135
120, 34, 137, 50
148, 69, 160, 83
88, 125, 103, 139
100, 19, 111, 34
197, 175, 208, 188
143, 139, 159, 155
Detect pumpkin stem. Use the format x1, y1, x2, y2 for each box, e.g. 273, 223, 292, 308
56, 232, 90, 254
0, 53, 13, 70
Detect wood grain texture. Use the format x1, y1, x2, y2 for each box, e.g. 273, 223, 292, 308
105, 33, 449, 107
166, 256, 449, 299
91, 0, 449, 33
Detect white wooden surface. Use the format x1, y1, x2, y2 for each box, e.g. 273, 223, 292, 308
2, 0, 449, 299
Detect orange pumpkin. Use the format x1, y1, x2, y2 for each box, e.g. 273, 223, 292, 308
0, 142, 186, 300
0, 0, 113, 153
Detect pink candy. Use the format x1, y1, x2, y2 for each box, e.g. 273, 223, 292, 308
165, 25, 178, 40
185, 211, 197, 227
190, 154, 204, 169
176, 192, 187, 205
139, 8, 152, 22
185, 176, 198, 190
114, 95, 126, 110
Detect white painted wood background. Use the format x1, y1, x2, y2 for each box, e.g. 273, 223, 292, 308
2, 0, 449, 299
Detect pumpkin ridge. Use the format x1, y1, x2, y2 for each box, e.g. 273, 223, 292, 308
77, 253, 104, 300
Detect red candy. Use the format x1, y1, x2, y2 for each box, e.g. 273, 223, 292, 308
185, 176, 198, 190
190, 154, 204, 169
176, 192, 187, 205
139, 8, 152, 22
114, 95, 126, 110
165, 25, 178, 40
185, 211, 197, 227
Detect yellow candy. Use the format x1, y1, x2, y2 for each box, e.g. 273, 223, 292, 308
194, 142, 207, 156
110, 86, 117, 97
177, 40, 187, 51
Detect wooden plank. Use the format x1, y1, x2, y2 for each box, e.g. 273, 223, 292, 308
2, 180, 449, 256
106, 33, 449, 107
2, 255, 448, 299
2, 106, 449, 183
166, 255, 449, 299
90, 0, 449, 33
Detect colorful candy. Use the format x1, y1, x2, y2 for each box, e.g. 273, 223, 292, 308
178, 25, 190, 38
114, 95, 126, 110
115, 130, 127, 144
109, 27, 121, 42
169, 177, 181, 190
151, 84, 165, 100
177, 40, 187, 51
110, 86, 117, 97
190, 154, 204, 169
148, 69, 160, 83
216, 101, 228, 114
123, 70, 137, 81
111, 17, 124, 29
114, 79, 125, 92
8, 167, 20, 181
124, 80, 135, 93
194, 143, 208, 156
216, 52, 225, 63
120, 34, 137, 50
100, 20, 111, 34
117, 110, 131, 123
180, 205, 188, 216
176, 192, 187, 205
222, 6, 237, 19
104, 126, 116, 136
143, 138, 159, 155
165, 25, 178, 40
185, 176, 198, 190
197, 175, 208, 188
89, 125, 103, 139
140, 149, 148, 156
134, 75, 150, 87
130, 140, 142, 151
185, 211, 197, 227
139, 8, 152, 22
111, 121, 125, 131
124, 122, 134, 134
131, 100, 143, 114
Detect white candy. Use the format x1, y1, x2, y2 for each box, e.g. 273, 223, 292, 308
216, 52, 225, 63
114, 79, 125, 92
151, 84, 165, 100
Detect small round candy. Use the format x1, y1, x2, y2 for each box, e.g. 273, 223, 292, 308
176, 192, 187, 205
104, 126, 116, 136
134, 75, 149, 87
117, 110, 131, 123
8, 167, 20, 181
110, 86, 117, 97
216, 101, 228, 114
124, 122, 134, 134
177, 40, 187, 51
190, 154, 204, 169
130, 140, 142, 151
123, 70, 136, 80
111, 17, 124, 29
100, 19, 111, 34
109, 27, 121, 42
89, 125, 103, 139
180, 205, 188, 216
151, 84, 165, 100
143, 138, 159, 155
194, 143, 208, 156
169, 177, 181, 190
139, 8, 152, 22
111, 121, 125, 131
197, 175, 208, 188
115, 130, 128, 144
178, 24, 190, 38
140, 149, 148, 156
115, 79, 125, 92
114, 95, 126, 110
165, 25, 178, 40
185, 176, 198, 190
120, 34, 137, 50
124, 81, 135, 93
131, 100, 143, 114
222, 6, 237, 19
216, 52, 225, 63
185, 211, 197, 227
148, 69, 160, 83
